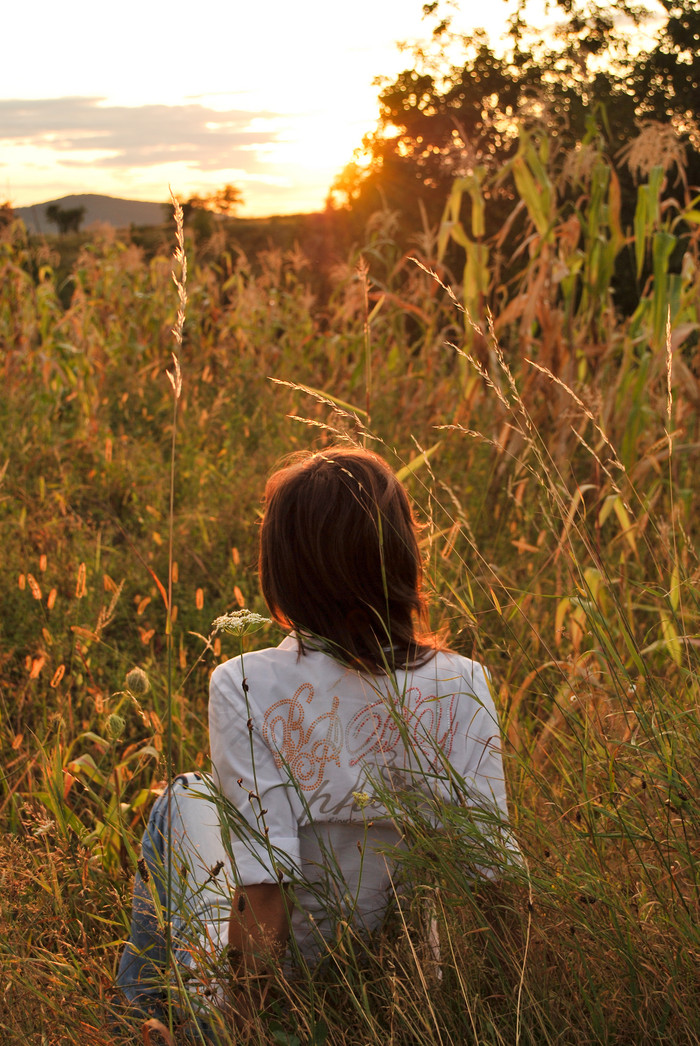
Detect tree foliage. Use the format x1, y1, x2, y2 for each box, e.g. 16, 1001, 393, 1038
45, 204, 86, 235
180, 183, 243, 221
631, 0, 700, 117
163, 184, 244, 238
332, 0, 700, 229
0, 202, 14, 230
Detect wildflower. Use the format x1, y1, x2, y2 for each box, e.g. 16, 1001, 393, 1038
125, 666, 150, 696
352, 791, 372, 810
211, 610, 271, 637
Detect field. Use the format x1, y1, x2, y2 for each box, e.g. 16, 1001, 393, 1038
1, 128, 699, 1045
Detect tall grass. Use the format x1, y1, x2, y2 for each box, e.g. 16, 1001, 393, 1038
0, 118, 699, 1044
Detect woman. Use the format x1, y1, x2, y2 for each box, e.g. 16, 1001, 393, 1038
117, 448, 515, 1030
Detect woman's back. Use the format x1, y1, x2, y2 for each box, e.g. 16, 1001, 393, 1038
209, 635, 510, 960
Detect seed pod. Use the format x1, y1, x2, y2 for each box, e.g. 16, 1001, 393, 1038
107, 713, 126, 739
125, 667, 150, 696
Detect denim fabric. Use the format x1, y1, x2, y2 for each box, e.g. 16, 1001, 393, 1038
116, 773, 230, 1039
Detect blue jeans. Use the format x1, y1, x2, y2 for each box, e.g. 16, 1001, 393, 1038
116, 773, 235, 1038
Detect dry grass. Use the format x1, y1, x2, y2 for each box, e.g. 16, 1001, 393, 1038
1, 117, 699, 1043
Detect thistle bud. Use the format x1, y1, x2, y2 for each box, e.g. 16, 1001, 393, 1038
107, 713, 126, 739
125, 667, 150, 696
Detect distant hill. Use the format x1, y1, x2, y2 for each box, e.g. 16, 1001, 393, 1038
16, 194, 166, 234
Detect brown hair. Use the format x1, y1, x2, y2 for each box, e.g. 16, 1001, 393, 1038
259, 448, 436, 671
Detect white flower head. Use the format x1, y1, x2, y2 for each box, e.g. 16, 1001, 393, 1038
212, 609, 271, 637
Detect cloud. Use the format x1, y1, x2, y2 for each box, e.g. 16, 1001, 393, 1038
0, 97, 284, 172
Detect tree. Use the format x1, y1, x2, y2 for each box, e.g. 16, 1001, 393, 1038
163, 184, 244, 239
205, 183, 243, 217
166, 183, 244, 223
332, 0, 698, 229
327, 0, 700, 342
630, 0, 700, 121
331, 34, 530, 228
46, 204, 86, 235
0, 202, 15, 231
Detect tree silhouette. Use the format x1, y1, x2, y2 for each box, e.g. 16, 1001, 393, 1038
164, 184, 244, 226
46, 204, 86, 235
0, 202, 15, 230
206, 183, 243, 217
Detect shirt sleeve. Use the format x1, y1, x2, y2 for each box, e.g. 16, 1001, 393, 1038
458, 662, 521, 869
208, 660, 301, 885
457, 664, 508, 812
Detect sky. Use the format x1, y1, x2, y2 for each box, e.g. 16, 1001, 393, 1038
0, 0, 532, 216
0, 0, 660, 217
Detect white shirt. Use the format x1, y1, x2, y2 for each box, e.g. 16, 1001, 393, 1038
209, 635, 514, 960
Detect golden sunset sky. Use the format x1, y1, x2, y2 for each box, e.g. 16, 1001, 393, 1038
0, 0, 657, 216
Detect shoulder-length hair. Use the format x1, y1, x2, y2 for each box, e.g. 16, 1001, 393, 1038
259, 447, 436, 671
